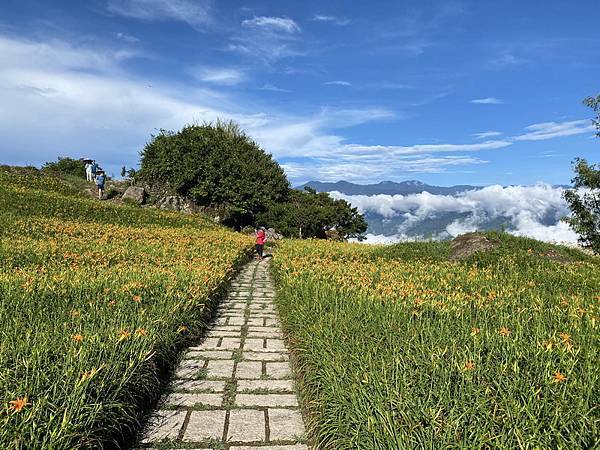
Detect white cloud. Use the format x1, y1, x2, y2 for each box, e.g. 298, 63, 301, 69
191, 67, 246, 86
312, 15, 350, 26
515, 119, 595, 141
115, 32, 140, 43
472, 130, 503, 139
258, 83, 291, 93
324, 80, 352, 86
471, 97, 504, 104
107, 0, 213, 27
331, 184, 579, 245
242, 16, 300, 33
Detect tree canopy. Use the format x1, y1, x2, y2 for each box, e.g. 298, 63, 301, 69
563, 96, 600, 253
138, 121, 289, 228
257, 187, 368, 240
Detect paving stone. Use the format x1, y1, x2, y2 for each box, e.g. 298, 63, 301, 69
164, 393, 223, 407
243, 351, 288, 362
266, 362, 292, 379
236, 361, 263, 379
246, 331, 282, 339
141, 409, 186, 443
266, 339, 286, 351
236, 394, 298, 408
206, 330, 241, 338
183, 410, 226, 442
227, 409, 265, 443
243, 338, 265, 351
202, 337, 221, 347
237, 379, 294, 392
228, 317, 246, 326
268, 409, 306, 441
186, 350, 233, 360
207, 359, 235, 378
171, 380, 226, 392
247, 317, 265, 326
265, 318, 280, 327
213, 325, 244, 333
248, 326, 281, 333
219, 337, 242, 349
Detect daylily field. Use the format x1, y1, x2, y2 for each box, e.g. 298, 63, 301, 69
272, 238, 599, 448
0, 168, 252, 448
1, 166, 599, 449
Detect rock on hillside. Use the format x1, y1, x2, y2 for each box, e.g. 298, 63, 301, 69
450, 232, 497, 260
121, 186, 146, 204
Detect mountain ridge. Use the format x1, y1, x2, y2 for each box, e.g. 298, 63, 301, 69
298, 180, 483, 196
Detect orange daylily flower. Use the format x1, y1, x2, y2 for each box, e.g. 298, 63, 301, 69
132, 295, 141, 303
9, 396, 30, 413
498, 327, 511, 337
470, 327, 480, 336
117, 330, 130, 342
136, 328, 148, 337
177, 325, 188, 334
464, 360, 475, 371
72, 333, 84, 343
553, 371, 567, 383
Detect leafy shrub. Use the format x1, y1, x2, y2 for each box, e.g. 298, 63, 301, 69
42, 157, 85, 178
257, 187, 368, 240
138, 121, 289, 228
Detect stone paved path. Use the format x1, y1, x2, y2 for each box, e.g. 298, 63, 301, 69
139, 259, 309, 450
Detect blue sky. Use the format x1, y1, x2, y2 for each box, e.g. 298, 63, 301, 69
0, 0, 598, 185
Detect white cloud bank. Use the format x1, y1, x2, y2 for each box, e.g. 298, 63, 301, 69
331, 184, 579, 245
471, 97, 504, 104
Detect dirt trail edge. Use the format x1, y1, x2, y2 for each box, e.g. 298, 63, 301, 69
139, 259, 309, 450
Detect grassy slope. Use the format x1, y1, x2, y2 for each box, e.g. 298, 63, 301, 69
0, 168, 253, 448
273, 235, 599, 449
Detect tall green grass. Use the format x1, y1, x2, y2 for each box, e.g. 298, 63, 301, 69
0, 168, 253, 448
273, 237, 600, 448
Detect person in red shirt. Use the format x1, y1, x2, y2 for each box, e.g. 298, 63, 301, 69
255, 226, 266, 260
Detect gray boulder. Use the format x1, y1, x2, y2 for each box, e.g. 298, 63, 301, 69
449, 232, 497, 260
121, 186, 146, 204
157, 195, 197, 214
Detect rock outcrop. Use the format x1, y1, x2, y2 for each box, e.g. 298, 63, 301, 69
121, 186, 146, 204
156, 195, 197, 214
450, 232, 497, 260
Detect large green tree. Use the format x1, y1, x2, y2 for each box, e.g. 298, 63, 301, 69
563, 96, 600, 253
257, 187, 368, 240
138, 121, 289, 228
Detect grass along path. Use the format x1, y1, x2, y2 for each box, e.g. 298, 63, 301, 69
139, 259, 309, 449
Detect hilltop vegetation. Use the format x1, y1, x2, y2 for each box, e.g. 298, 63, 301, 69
0, 167, 252, 448
273, 235, 599, 448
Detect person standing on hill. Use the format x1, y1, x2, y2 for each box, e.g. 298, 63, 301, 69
91, 160, 98, 179
255, 226, 266, 260
95, 171, 106, 200
85, 161, 93, 181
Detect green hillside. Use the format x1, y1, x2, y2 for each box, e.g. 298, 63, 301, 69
0, 167, 253, 448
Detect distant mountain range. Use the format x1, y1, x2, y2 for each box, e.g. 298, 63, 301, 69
298, 180, 482, 196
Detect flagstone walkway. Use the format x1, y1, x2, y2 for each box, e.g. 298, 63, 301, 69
139, 259, 309, 450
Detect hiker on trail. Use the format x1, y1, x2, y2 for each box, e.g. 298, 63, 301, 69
95, 171, 106, 200
85, 161, 93, 181
91, 160, 98, 179
255, 226, 266, 260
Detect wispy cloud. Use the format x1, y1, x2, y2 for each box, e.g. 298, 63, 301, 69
258, 83, 291, 93
490, 51, 528, 67
242, 16, 300, 33
191, 66, 246, 86
471, 97, 504, 104
472, 131, 503, 139
515, 119, 595, 141
229, 16, 303, 62
324, 80, 352, 87
107, 0, 213, 27
115, 32, 139, 43
311, 15, 350, 26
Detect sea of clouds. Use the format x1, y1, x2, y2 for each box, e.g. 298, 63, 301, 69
330, 184, 580, 245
